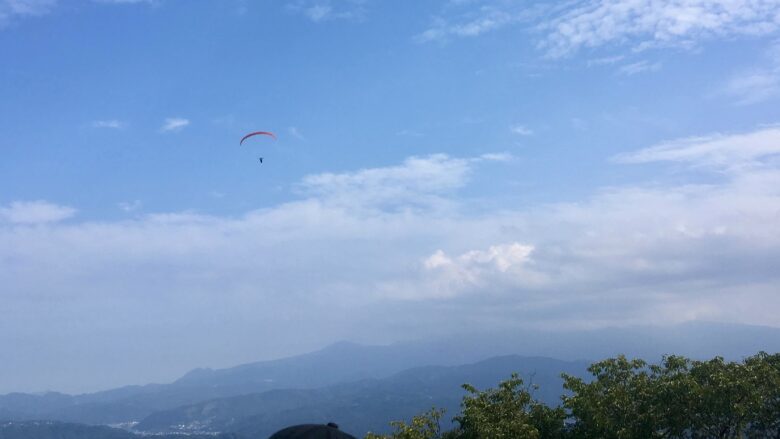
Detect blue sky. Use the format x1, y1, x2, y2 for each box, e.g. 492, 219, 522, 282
2, 0, 780, 393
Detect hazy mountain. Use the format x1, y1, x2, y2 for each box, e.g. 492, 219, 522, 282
1, 322, 778, 425
136, 355, 589, 438
0, 340, 486, 424
428, 321, 780, 363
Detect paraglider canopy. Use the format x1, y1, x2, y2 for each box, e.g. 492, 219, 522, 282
240, 131, 277, 145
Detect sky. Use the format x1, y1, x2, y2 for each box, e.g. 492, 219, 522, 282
1, 0, 780, 394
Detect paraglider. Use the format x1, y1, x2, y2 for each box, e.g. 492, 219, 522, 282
240, 131, 277, 145
240, 131, 276, 164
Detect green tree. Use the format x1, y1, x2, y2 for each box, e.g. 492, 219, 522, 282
365, 408, 446, 439
745, 352, 780, 438
647, 355, 698, 437
686, 352, 780, 438
450, 373, 565, 439
563, 352, 780, 439
562, 356, 660, 438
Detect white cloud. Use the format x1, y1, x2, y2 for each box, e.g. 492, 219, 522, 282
617, 60, 662, 76
92, 119, 127, 129
0, 0, 56, 27
404, 243, 539, 299
0, 201, 75, 224
160, 117, 190, 133
613, 125, 780, 169
539, 0, 780, 58
511, 124, 533, 136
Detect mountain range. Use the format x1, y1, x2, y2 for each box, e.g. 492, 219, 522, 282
1, 322, 779, 436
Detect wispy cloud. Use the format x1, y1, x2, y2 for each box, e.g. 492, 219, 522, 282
92, 0, 155, 4
539, 0, 780, 58
722, 70, 780, 105
299, 154, 479, 209
297, 153, 510, 208
719, 42, 780, 105
117, 200, 142, 212
212, 114, 237, 128
416, 5, 516, 43
571, 117, 588, 130
0, 0, 56, 27
160, 117, 190, 133
288, 126, 305, 140
613, 125, 780, 170
92, 119, 127, 129
0, 0, 155, 25
510, 124, 533, 136
304, 4, 331, 22
415, 0, 780, 57
288, 0, 367, 23
587, 55, 625, 67
617, 60, 662, 76
396, 129, 424, 137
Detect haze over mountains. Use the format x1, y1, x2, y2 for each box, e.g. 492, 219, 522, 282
1, 322, 779, 436
137, 355, 588, 438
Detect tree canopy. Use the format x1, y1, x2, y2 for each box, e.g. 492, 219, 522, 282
366, 352, 780, 439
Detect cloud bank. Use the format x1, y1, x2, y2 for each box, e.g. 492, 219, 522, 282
0, 200, 76, 224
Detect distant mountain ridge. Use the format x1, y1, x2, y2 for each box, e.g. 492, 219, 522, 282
1, 322, 779, 426
136, 355, 590, 438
